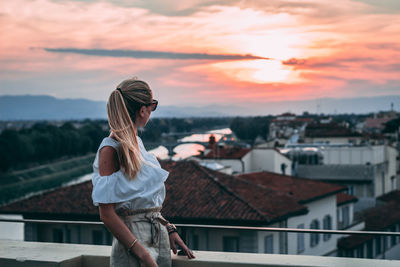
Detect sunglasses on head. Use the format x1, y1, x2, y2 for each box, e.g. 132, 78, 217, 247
144, 99, 158, 111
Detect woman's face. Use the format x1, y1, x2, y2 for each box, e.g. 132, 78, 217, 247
135, 98, 154, 128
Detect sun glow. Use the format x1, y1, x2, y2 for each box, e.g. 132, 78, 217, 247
207, 59, 301, 83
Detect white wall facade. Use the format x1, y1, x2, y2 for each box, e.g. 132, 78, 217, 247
322, 146, 385, 165
287, 195, 338, 256
248, 149, 292, 176
196, 149, 292, 175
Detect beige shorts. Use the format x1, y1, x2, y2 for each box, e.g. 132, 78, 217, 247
110, 209, 171, 267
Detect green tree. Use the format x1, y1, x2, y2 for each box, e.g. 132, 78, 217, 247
383, 117, 400, 133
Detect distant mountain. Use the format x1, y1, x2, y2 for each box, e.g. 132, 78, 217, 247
0, 95, 399, 120
0, 95, 106, 120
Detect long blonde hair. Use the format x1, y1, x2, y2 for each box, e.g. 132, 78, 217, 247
107, 78, 152, 179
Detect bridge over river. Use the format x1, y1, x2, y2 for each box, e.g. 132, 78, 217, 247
143, 140, 209, 157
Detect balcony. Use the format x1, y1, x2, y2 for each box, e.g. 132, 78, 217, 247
2, 239, 400, 267
2, 217, 400, 267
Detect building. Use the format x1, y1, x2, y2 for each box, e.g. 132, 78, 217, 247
286, 144, 399, 211
194, 146, 292, 175
337, 190, 400, 260
0, 160, 350, 257
304, 122, 364, 145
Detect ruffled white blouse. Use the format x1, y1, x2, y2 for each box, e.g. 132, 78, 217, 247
91, 136, 169, 211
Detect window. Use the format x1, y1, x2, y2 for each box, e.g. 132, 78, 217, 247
191, 235, 199, 250
337, 208, 342, 229
52, 228, 63, 243
366, 240, 373, 259
297, 224, 304, 253
264, 235, 274, 254
345, 249, 354, 258
223, 236, 239, 252
356, 245, 364, 258
383, 236, 387, 252
375, 236, 382, 256
66, 228, 71, 243
346, 185, 354, 195
323, 215, 332, 241
342, 206, 350, 228
106, 232, 112, 245
281, 163, 287, 175
92, 230, 103, 245
310, 219, 320, 247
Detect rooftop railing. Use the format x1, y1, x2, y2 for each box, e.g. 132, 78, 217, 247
1, 217, 400, 237
2, 217, 400, 267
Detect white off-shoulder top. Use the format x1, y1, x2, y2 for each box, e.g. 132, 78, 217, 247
91, 136, 169, 212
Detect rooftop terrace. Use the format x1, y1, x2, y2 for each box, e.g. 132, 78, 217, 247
2, 239, 400, 267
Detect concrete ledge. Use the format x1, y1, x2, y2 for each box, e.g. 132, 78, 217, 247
1, 240, 400, 267
0, 240, 109, 267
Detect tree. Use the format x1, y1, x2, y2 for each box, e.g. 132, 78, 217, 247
383, 117, 400, 133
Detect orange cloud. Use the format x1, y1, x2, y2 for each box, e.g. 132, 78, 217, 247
0, 0, 399, 106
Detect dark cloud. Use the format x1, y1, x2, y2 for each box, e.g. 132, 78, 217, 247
44, 48, 270, 60
282, 57, 376, 69
282, 58, 307, 65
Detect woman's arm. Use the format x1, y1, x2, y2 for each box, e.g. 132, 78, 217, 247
98, 146, 157, 266
99, 204, 155, 264
168, 230, 195, 259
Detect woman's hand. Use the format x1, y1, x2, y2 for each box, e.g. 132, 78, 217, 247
169, 232, 196, 259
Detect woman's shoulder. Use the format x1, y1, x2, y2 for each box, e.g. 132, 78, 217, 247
99, 136, 120, 149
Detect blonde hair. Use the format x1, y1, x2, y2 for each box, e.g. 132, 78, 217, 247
107, 78, 152, 179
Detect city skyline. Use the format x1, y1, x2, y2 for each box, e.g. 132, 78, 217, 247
1, 0, 400, 109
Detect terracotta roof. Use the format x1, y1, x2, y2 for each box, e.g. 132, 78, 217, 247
237, 171, 345, 204
0, 161, 344, 225
0, 182, 98, 219
201, 147, 251, 159
160, 161, 268, 223
336, 193, 358, 206
206, 169, 307, 222
364, 117, 391, 129
338, 191, 400, 249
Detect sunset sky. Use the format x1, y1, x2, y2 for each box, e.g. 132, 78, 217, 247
1, 0, 400, 108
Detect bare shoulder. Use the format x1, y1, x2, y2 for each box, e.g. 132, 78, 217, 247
99, 146, 120, 176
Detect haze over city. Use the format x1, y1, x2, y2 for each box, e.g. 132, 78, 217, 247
1, 0, 400, 111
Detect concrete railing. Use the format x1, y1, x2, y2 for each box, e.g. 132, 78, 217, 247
2, 240, 400, 267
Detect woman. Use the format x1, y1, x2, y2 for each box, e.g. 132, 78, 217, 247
91, 78, 195, 267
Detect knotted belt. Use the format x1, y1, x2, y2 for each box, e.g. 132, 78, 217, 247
118, 206, 170, 246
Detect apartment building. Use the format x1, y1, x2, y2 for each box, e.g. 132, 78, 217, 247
286, 144, 398, 211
